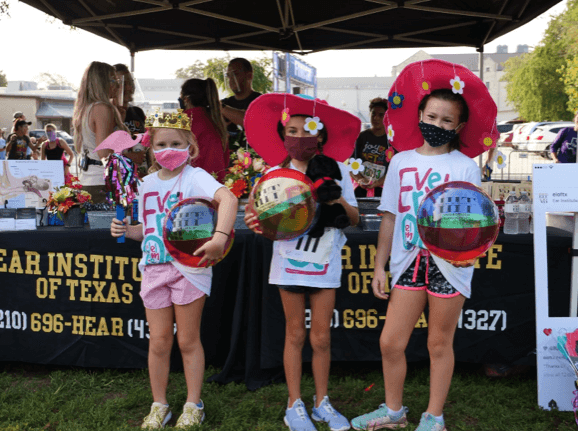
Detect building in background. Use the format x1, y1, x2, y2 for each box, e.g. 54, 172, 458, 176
391, 45, 529, 122
0, 82, 76, 133
317, 76, 394, 125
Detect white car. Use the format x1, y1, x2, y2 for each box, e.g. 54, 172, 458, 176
526, 122, 575, 156
511, 122, 552, 150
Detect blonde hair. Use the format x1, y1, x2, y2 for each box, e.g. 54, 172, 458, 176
73, 61, 128, 153
44, 123, 57, 131
181, 78, 229, 151
147, 127, 199, 174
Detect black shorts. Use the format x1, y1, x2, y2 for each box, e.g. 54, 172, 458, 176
277, 285, 324, 294
395, 249, 461, 298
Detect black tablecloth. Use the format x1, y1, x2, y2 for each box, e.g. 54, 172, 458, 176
0, 226, 572, 390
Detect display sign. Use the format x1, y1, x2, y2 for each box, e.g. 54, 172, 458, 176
288, 55, 316, 86
533, 163, 578, 411
0, 160, 65, 208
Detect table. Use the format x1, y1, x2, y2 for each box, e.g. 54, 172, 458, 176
0, 226, 572, 390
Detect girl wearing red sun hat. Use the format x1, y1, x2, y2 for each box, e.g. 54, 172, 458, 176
245, 93, 360, 431
351, 60, 497, 431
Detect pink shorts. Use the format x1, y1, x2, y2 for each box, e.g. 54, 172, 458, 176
141, 263, 205, 309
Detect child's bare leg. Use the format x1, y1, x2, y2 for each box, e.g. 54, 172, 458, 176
380, 288, 427, 410
146, 306, 175, 404
425, 294, 465, 416
279, 289, 306, 406
309, 288, 336, 407
174, 296, 207, 404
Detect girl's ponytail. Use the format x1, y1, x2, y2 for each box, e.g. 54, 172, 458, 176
205, 78, 229, 152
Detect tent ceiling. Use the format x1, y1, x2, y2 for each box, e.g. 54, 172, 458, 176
21, 0, 562, 54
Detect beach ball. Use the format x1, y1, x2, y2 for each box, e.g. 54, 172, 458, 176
247, 168, 316, 241
417, 181, 499, 262
163, 197, 234, 268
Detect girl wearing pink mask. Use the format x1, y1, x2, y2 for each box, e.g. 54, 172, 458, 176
110, 110, 237, 429
244, 94, 360, 431
41, 124, 74, 177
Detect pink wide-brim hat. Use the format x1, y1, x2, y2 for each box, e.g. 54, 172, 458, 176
244, 93, 361, 166
384, 59, 499, 158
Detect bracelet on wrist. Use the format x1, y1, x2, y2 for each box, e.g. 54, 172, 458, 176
214, 230, 230, 238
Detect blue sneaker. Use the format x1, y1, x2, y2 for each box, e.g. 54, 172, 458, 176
414, 413, 446, 431
350, 404, 407, 430
284, 399, 317, 431
311, 396, 350, 431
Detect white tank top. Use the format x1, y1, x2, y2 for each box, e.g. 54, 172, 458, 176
78, 102, 105, 186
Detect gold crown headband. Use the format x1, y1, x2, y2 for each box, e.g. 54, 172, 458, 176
145, 108, 191, 131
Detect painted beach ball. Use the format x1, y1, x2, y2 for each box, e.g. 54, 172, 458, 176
247, 168, 316, 241
163, 197, 234, 268
417, 181, 499, 262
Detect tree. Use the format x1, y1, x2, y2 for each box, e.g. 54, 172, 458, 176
175, 60, 206, 79
0, 70, 7, 87
502, 0, 578, 121
33, 72, 77, 91
175, 55, 273, 95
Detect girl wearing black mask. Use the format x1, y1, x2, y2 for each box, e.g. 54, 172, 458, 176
244, 94, 360, 431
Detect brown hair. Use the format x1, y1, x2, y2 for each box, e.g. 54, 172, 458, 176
418, 89, 469, 152
147, 127, 199, 174
181, 78, 228, 151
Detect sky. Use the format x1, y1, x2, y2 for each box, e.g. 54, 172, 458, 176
0, 0, 569, 87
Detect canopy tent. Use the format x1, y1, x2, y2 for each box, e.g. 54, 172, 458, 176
20, 0, 562, 54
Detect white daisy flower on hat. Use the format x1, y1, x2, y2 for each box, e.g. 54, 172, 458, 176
304, 116, 324, 134
450, 76, 465, 94
496, 151, 507, 169
348, 158, 364, 174
387, 124, 395, 141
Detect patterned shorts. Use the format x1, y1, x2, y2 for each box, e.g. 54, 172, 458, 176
395, 249, 460, 298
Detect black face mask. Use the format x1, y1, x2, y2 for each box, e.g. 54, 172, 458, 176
418, 121, 459, 148
178, 97, 186, 110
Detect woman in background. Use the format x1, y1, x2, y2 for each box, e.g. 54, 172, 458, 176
180, 78, 229, 183
72, 61, 128, 202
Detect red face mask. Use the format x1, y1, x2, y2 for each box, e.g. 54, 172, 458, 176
284, 136, 319, 161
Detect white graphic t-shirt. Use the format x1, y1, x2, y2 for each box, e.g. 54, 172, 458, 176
268, 161, 358, 288
137, 165, 224, 295
378, 149, 481, 298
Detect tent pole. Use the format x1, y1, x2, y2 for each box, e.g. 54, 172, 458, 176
478, 45, 485, 170
130, 51, 135, 73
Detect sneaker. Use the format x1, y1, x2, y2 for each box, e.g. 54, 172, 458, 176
175, 401, 205, 429
350, 404, 407, 430
284, 398, 317, 431
311, 396, 350, 431
141, 402, 172, 429
414, 413, 446, 431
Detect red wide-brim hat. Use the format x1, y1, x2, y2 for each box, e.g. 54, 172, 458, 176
384, 59, 499, 158
244, 93, 361, 166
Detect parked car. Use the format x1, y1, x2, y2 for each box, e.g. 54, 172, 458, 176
28, 129, 76, 154
526, 121, 575, 157
511, 122, 560, 150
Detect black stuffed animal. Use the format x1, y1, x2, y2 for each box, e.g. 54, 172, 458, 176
305, 154, 351, 238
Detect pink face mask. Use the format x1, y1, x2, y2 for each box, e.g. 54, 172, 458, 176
153, 146, 190, 171
47, 131, 57, 141
284, 136, 319, 161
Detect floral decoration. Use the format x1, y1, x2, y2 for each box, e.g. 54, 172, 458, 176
304, 116, 324, 134
388, 92, 404, 109
281, 107, 291, 126
450, 76, 465, 94
480, 132, 495, 148
46, 174, 92, 219
496, 151, 507, 169
224, 136, 270, 199
348, 158, 364, 174
385, 146, 396, 163
387, 124, 395, 142
421, 81, 432, 94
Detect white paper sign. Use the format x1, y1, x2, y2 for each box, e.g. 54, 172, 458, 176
533, 163, 578, 411
0, 160, 65, 209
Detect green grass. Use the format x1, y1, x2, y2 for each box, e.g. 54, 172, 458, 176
0, 361, 575, 430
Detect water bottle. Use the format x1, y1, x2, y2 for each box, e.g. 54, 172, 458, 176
503, 190, 519, 234
518, 191, 531, 234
